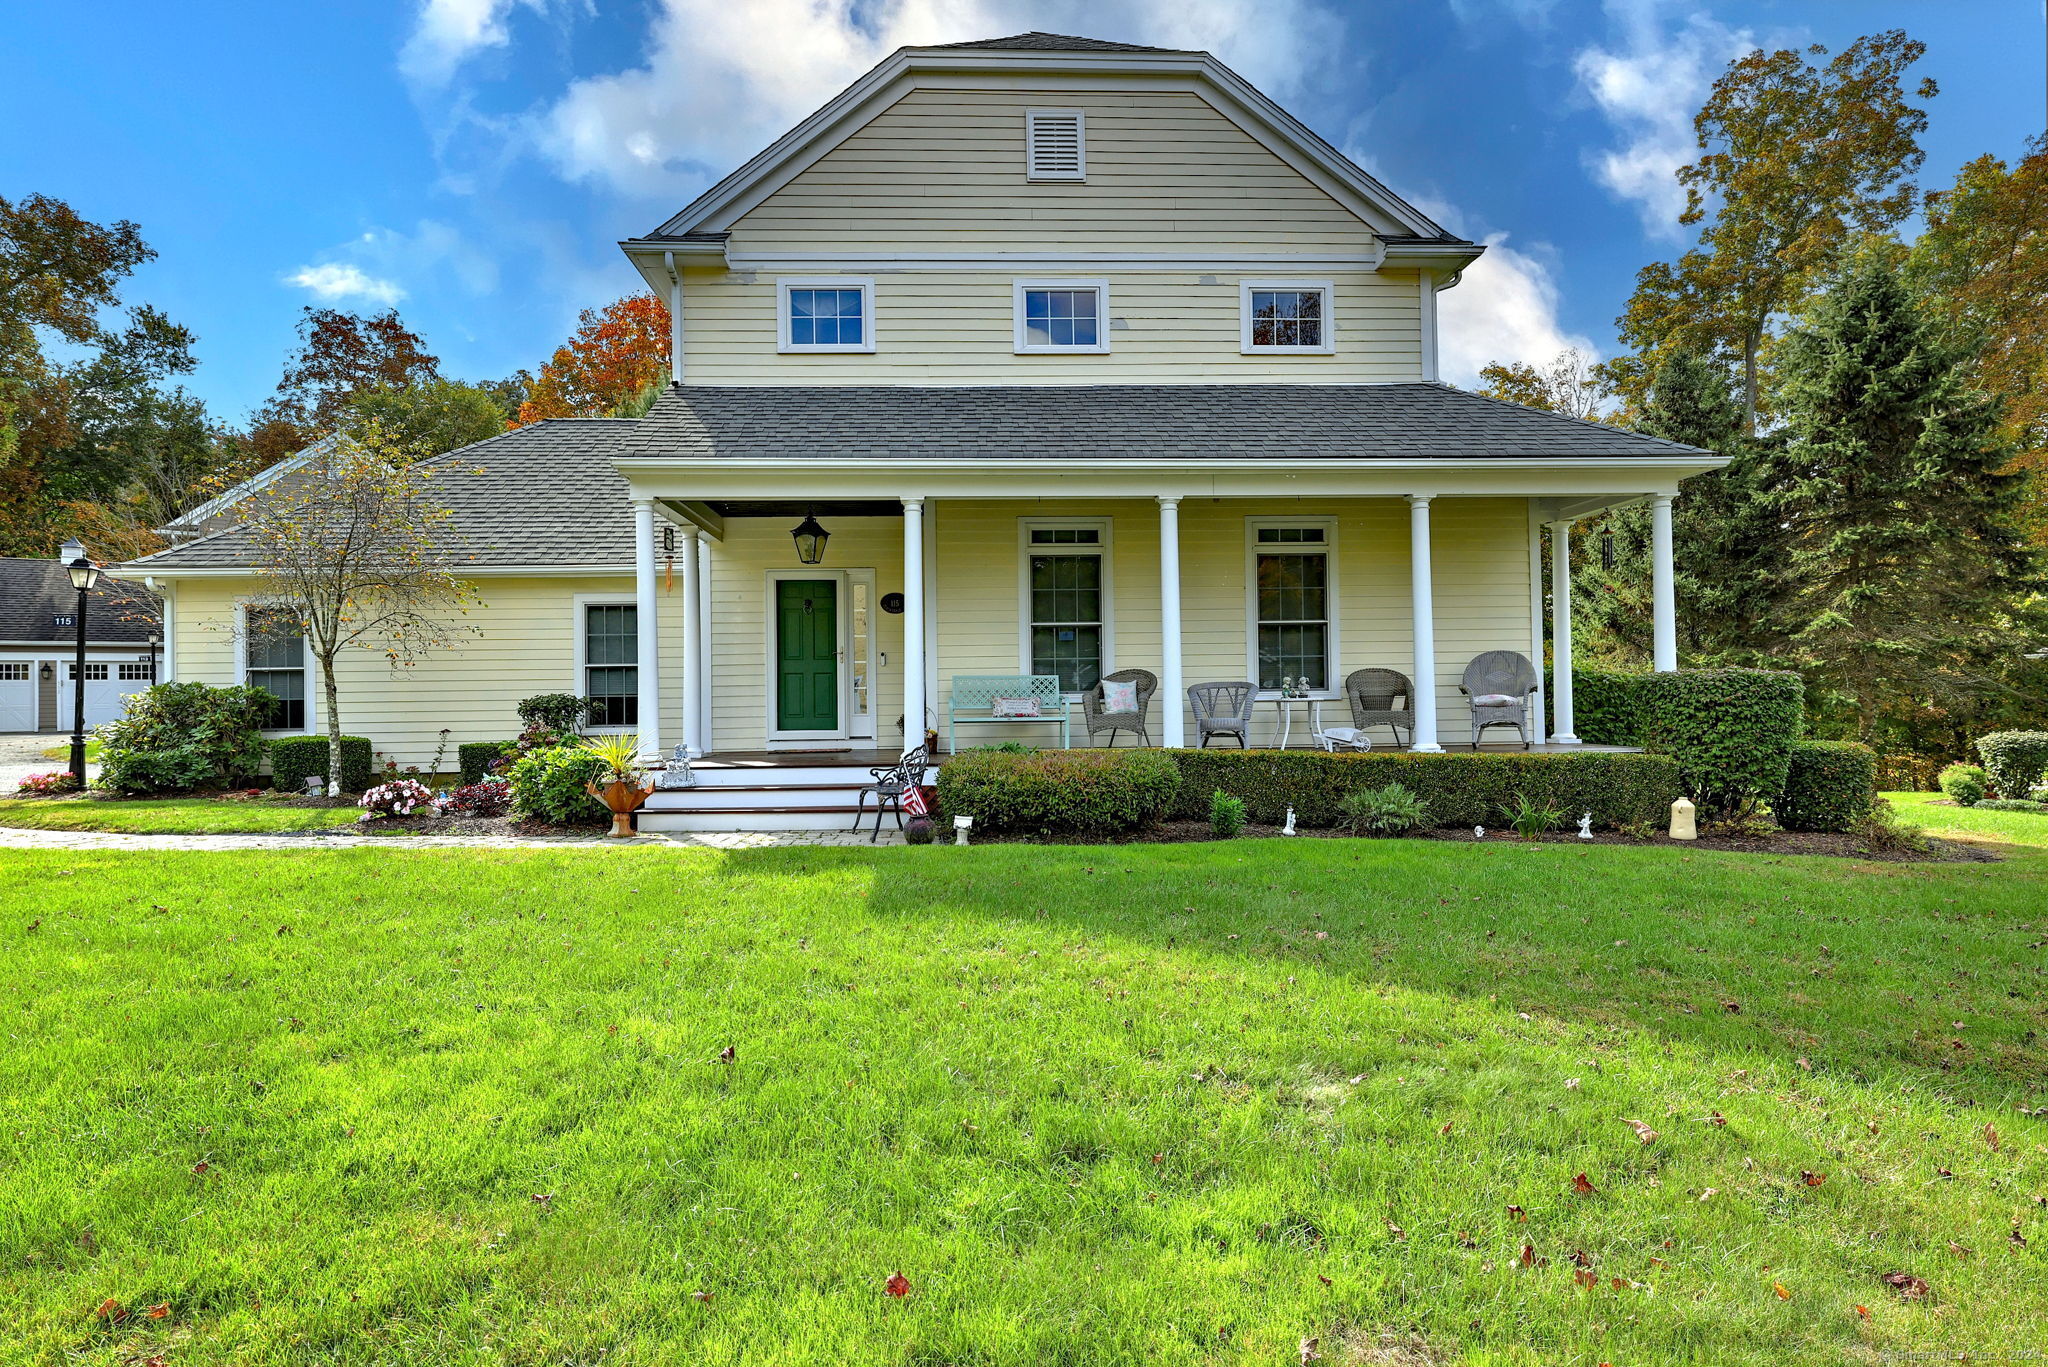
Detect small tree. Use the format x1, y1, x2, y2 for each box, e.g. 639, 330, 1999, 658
235, 424, 477, 791
1475, 349, 1611, 421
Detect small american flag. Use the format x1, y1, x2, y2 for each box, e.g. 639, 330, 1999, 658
902, 783, 930, 817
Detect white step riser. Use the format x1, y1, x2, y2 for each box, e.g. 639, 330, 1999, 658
679, 765, 929, 789
644, 786, 869, 811
639, 810, 891, 833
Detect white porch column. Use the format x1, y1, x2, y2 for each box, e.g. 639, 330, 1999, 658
632, 498, 663, 758
902, 497, 927, 756
694, 532, 713, 751
1525, 503, 1546, 744
1157, 495, 1185, 747
1548, 520, 1580, 744
1407, 495, 1443, 752
1650, 493, 1678, 672
678, 524, 702, 758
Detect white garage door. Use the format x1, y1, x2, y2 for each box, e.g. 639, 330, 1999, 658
0, 660, 34, 733
55, 660, 152, 732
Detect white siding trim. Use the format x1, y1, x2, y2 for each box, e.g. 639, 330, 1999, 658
1017, 517, 1115, 694
775, 276, 877, 354
1025, 107, 1086, 181
1011, 278, 1111, 354
1243, 516, 1339, 698
1239, 279, 1336, 355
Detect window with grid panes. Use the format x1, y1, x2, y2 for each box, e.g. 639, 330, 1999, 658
1254, 526, 1330, 691
583, 604, 638, 727
245, 608, 307, 729
1027, 527, 1104, 692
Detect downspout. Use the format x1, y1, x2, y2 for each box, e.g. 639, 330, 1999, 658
663, 250, 684, 385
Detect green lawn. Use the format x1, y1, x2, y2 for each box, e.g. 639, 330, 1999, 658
35, 738, 103, 763
0, 815, 2043, 1364
0, 797, 362, 834
1890, 790, 2048, 849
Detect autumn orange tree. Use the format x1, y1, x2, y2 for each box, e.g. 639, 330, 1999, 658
517, 293, 670, 424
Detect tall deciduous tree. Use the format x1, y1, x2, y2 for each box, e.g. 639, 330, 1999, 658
516, 293, 670, 424
236, 425, 479, 790
1475, 349, 1611, 420
1758, 262, 2041, 738
249, 307, 441, 463
343, 378, 509, 457
1613, 30, 1936, 430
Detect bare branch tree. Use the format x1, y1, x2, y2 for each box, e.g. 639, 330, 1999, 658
234, 423, 478, 791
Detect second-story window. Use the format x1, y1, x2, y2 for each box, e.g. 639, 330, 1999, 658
778, 277, 875, 353
1240, 280, 1335, 354
1014, 279, 1110, 354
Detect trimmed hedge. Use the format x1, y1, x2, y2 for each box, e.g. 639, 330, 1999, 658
1772, 740, 1876, 832
270, 735, 374, 795
937, 748, 1182, 835
1636, 669, 1804, 818
458, 740, 518, 785
1570, 667, 1655, 745
1975, 731, 2048, 799
1162, 749, 1682, 830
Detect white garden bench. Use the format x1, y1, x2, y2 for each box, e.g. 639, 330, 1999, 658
947, 674, 1071, 752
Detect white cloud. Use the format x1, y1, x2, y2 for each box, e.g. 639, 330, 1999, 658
284, 262, 408, 305
400, 0, 544, 85
1436, 233, 1599, 388
534, 0, 1342, 202
1572, 7, 1753, 235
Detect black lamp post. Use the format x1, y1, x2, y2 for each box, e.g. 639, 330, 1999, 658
148, 633, 161, 684
790, 510, 830, 566
66, 551, 100, 786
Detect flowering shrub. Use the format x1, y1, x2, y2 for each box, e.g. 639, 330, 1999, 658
360, 778, 435, 820
15, 771, 79, 796
438, 778, 511, 817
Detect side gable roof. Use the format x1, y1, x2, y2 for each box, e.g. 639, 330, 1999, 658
0, 559, 159, 643
630, 35, 1471, 251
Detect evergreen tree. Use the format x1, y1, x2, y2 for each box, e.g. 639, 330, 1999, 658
1576, 351, 1774, 665
1759, 261, 2042, 737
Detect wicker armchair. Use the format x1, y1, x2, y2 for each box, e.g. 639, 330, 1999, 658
1188, 681, 1257, 749
1458, 651, 1540, 749
1343, 667, 1414, 747
1081, 668, 1157, 746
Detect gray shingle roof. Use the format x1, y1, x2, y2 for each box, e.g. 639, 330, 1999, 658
929, 32, 1184, 53
618, 383, 1714, 462
130, 420, 637, 572
0, 559, 159, 642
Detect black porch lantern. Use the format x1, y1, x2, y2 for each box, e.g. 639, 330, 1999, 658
790, 510, 830, 566
1600, 528, 1616, 572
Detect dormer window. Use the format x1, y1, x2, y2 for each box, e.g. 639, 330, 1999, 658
1026, 109, 1085, 181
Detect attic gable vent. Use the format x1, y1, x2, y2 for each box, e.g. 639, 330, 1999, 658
1026, 109, 1085, 181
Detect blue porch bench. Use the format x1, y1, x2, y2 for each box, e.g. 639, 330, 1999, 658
947, 674, 1071, 752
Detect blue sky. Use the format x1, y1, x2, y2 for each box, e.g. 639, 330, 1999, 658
4, 0, 2041, 422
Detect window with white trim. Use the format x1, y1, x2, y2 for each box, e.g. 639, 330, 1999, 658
777, 277, 875, 353
583, 603, 638, 728
1025, 108, 1085, 181
67, 662, 110, 682
1022, 522, 1109, 693
245, 607, 307, 730
1014, 279, 1109, 354
1250, 523, 1334, 692
0, 662, 28, 682
118, 662, 152, 681
1240, 280, 1334, 354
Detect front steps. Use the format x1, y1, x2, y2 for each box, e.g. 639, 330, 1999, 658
635, 754, 932, 834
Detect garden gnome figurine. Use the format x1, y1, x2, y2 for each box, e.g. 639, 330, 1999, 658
1670, 796, 1697, 841
1577, 811, 1594, 840
1282, 805, 1297, 836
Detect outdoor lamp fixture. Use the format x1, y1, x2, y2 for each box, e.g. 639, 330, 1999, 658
790, 510, 830, 566
65, 549, 101, 787
148, 633, 162, 684
1600, 528, 1617, 572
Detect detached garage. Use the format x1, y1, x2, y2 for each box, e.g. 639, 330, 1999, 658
0, 548, 162, 735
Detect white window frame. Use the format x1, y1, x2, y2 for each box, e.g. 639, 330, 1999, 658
1025, 108, 1086, 181
1013, 278, 1111, 355
573, 595, 640, 734
0, 662, 29, 682
117, 662, 153, 682
1019, 517, 1114, 696
1244, 517, 1339, 699
1240, 279, 1336, 355
776, 276, 876, 354
236, 603, 312, 735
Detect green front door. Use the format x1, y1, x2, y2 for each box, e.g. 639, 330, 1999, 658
776, 579, 839, 732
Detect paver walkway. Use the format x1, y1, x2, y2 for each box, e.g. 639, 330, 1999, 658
0, 826, 903, 852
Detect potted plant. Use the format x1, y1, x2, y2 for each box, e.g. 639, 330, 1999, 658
580, 734, 655, 838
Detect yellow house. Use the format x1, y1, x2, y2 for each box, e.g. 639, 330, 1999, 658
130, 32, 1721, 831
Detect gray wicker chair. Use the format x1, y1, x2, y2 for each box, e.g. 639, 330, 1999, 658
1188, 681, 1257, 749
1081, 668, 1157, 746
1343, 667, 1414, 747
1459, 651, 1540, 749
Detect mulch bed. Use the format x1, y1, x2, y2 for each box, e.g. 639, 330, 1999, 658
349, 814, 610, 838
964, 820, 1999, 863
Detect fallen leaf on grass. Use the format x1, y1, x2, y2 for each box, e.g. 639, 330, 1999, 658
885, 1272, 910, 1298
1506, 1204, 1527, 1223
1802, 1171, 1826, 1187
1316, 1274, 1332, 1287
531, 1193, 553, 1209
717, 1045, 736, 1064
1573, 1268, 1598, 1290
93, 1297, 125, 1323
2010, 1229, 2027, 1249
1439, 1121, 1453, 1137
1518, 1243, 1537, 1268
1564, 1078, 1581, 1090
1572, 1172, 1598, 1196
1948, 1241, 1973, 1259
1774, 1283, 1791, 1300
692, 1291, 714, 1305
1570, 1249, 1594, 1269
1299, 1336, 1320, 1365
1387, 1220, 1407, 1240
1622, 1119, 1659, 1146
1698, 1188, 1719, 1202
146, 1303, 169, 1320
1722, 1000, 1741, 1013
1984, 1124, 2001, 1153
1854, 1304, 1870, 1318
1702, 1111, 1728, 1127
1880, 1271, 1929, 1300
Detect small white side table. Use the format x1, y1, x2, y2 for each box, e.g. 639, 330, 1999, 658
1268, 696, 1324, 749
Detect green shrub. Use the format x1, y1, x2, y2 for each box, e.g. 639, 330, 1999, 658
1852, 798, 1927, 854
1938, 762, 1989, 807
506, 744, 610, 825
1975, 798, 2048, 814
936, 748, 1182, 835
1570, 666, 1654, 745
1209, 789, 1247, 839
1164, 750, 1681, 830
1335, 783, 1430, 836
1975, 731, 2048, 799
1773, 740, 1876, 832
96, 681, 272, 793
517, 693, 590, 734
458, 741, 519, 785
1636, 669, 1804, 819
270, 735, 374, 795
